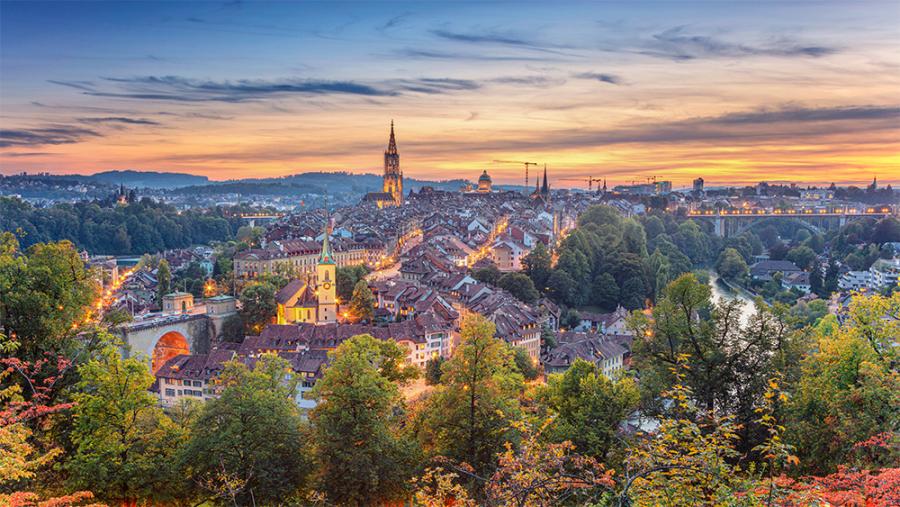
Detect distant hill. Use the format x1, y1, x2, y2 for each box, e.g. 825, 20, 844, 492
90, 170, 209, 189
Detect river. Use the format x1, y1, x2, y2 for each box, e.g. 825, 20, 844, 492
706, 271, 758, 327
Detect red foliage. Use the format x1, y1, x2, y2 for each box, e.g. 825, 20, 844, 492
772, 467, 900, 507
0, 352, 74, 427
1, 491, 103, 507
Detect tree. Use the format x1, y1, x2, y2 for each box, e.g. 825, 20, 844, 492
512, 346, 539, 381
872, 216, 900, 244
786, 245, 816, 270
424, 356, 445, 386
785, 293, 900, 474
472, 264, 501, 286
311, 335, 420, 505
497, 272, 540, 304
769, 241, 789, 260
619, 276, 646, 310
630, 274, 802, 454
537, 359, 639, 460
809, 260, 824, 297
716, 247, 749, 283
546, 269, 575, 305
824, 257, 840, 294
592, 272, 619, 311
156, 259, 171, 303
219, 313, 244, 342
336, 264, 370, 301
485, 420, 615, 506
348, 279, 375, 322
180, 353, 311, 505
417, 315, 524, 485
67, 345, 184, 505
239, 282, 276, 334
0, 234, 99, 360
620, 359, 750, 507
522, 241, 552, 290
561, 308, 580, 330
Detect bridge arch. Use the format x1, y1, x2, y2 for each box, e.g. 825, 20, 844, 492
151, 331, 190, 373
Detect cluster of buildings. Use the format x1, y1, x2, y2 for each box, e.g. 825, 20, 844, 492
839, 253, 900, 292
151, 122, 637, 410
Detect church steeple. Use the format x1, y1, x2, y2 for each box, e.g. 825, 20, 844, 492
541, 164, 549, 195
319, 210, 334, 265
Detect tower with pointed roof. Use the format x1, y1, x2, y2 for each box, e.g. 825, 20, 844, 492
316, 218, 337, 323
383, 120, 403, 206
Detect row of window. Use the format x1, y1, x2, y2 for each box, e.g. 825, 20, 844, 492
162, 378, 203, 387
164, 388, 203, 397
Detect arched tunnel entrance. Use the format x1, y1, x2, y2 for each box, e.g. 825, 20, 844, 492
151, 331, 190, 374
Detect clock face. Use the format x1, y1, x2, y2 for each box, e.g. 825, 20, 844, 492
322, 282, 331, 290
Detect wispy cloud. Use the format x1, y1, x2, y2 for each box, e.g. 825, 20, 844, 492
47, 80, 96, 92
430, 28, 577, 56
78, 116, 162, 126
0, 125, 101, 148
572, 72, 622, 85
0, 152, 52, 157
401, 105, 900, 154
395, 48, 559, 62
49, 75, 492, 103
639, 26, 837, 61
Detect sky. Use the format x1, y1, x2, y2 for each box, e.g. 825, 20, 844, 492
1, 1, 898, 188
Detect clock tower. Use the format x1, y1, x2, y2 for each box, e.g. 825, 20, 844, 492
316, 222, 337, 324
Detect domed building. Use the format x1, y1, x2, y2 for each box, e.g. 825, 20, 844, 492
477, 170, 493, 193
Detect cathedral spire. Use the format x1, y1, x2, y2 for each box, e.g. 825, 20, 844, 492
386, 120, 397, 157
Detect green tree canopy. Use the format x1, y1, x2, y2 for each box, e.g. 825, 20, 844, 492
416, 315, 524, 485
537, 359, 639, 460
67, 345, 184, 505
348, 279, 375, 322
311, 335, 420, 505
497, 272, 540, 304
239, 282, 276, 335
180, 353, 312, 505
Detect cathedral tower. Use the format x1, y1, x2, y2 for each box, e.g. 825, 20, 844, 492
383, 121, 403, 206
316, 221, 337, 324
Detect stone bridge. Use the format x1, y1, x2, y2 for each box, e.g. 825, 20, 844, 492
688, 207, 893, 237
118, 314, 215, 373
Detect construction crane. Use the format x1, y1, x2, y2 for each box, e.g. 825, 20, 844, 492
560, 176, 604, 191
492, 160, 538, 190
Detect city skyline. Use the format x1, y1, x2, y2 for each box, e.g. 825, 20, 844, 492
1, 1, 899, 187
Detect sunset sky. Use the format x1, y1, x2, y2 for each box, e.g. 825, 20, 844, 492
1, 1, 898, 187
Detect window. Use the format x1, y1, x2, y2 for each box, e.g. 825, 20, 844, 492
193, 380, 202, 387
165, 388, 175, 397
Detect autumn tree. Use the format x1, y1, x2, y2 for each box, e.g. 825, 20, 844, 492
785, 292, 900, 474
619, 357, 755, 507
310, 334, 420, 505
180, 353, 312, 505
417, 314, 524, 488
